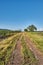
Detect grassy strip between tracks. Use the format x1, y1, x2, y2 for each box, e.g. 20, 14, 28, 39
0, 33, 21, 65
21, 36, 37, 65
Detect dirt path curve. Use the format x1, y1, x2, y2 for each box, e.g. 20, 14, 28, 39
7, 35, 23, 65
24, 33, 43, 65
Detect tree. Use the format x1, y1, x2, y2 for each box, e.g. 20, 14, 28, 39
24, 29, 28, 32
27, 25, 37, 31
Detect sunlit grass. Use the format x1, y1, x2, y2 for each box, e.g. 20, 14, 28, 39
27, 32, 43, 52
0, 33, 21, 65
21, 36, 37, 65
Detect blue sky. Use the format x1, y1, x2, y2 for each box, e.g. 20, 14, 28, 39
0, 0, 43, 31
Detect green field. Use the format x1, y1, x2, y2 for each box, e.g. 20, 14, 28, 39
0, 34, 21, 65
27, 32, 43, 52
0, 30, 43, 65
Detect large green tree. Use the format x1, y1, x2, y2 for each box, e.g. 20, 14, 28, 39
24, 29, 28, 32
27, 25, 37, 31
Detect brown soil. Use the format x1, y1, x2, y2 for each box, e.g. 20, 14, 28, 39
6, 33, 43, 65
7, 36, 23, 65
24, 34, 43, 65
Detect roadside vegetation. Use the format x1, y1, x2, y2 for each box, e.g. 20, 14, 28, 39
0, 33, 21, 65
21, 36, 37, 65
27, 32, 43, 52
0, 29, 21, 40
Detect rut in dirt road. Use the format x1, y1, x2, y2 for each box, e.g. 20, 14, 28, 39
7, 37, 23, 65
24, 34, 43, 65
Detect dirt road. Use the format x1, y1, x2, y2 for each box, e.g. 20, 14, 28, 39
24, 34, 43, 65
7, 36, 23, 65
6, 33, 43, 65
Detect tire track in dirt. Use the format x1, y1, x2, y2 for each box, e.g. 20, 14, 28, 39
7, 35, 23, 65
24, 33, 43, 65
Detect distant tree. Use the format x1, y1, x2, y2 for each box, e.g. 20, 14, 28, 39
24, 29, 28, 32
27, 25, 37, 31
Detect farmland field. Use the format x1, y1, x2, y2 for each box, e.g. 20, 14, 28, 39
0, 30, 43, 65
26, 32, 43, 52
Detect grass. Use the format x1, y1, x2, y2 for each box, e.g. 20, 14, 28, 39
0, 29, 14, 38
27, 32, 43, 52
0, 31, 43, 65
0, 33, 21, 65
21, 36, 37, 65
